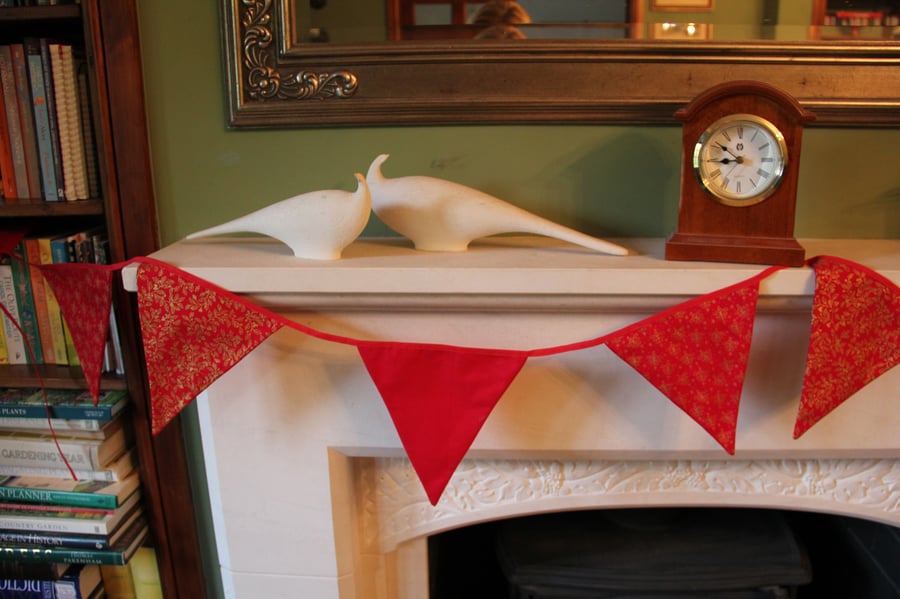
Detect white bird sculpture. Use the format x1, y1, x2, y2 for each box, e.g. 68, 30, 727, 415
185, 173, 371, 260
366, 154, 629, 255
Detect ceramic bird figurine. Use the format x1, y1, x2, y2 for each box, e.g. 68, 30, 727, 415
366, 154, 629, 255
185, 173, 371, 259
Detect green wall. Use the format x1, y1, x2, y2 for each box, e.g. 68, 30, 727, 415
138, 1, 899, 247
134, 2, 899, 595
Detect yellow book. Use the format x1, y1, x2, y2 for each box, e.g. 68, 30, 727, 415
101, 562, 137, 599
129, 546, 163, 599
37, 236, 69, 364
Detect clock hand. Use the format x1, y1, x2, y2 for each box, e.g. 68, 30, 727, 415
706, 157, 745, 165
715, 142, 738, 158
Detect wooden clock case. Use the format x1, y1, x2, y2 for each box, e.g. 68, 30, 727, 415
665, 80, 816, 267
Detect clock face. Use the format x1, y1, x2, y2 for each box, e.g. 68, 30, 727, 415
692, 114, 788, 206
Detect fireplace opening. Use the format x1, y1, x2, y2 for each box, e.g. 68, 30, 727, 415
427, 508, 900, 598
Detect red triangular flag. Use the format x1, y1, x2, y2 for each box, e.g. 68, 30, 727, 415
606, 278, 762, 454
358, 342, 527, 505
794, 256, 900, 438
136, 260, 284, 434
40, 263, 113, 402
0, 230, 25, 257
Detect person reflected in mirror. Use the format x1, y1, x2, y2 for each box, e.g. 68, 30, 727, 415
469, 1, 531, 39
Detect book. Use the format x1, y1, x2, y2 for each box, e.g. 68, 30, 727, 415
0, 564, 102, 599
34, 237, 67, 366
47, 234, 76, 366
22, 38, 59, 203
22, 239, 55, 365
0, 424, 130, 472
74, 62, 98, 200
0, 489, 140, 536
37, 39, 64, 202
0, 61, 17, 200
49, 43, 88, 202
0, 508, 143, 552
8, 44, 42, 200
128, 546, 162, 599
0, 46, 28, 200
0, 472, 139, 512
0, 448, 137, 483
0, 411, 121, 435
0, 389, 129, 421
0, 260, 26, 365
0, 515, 148, 567
8, 241, 41, 365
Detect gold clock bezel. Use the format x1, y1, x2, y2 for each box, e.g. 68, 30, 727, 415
692, 113, 788, 207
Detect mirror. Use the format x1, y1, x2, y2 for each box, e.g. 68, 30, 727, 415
222, 0, 900, 128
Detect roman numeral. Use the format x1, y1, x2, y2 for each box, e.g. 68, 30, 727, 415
757, 168, 770, 179
758, 142, 770, 152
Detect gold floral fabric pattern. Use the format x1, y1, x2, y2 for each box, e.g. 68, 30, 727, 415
41, 263, 113, 402
606, 277, 763, 454
136, 260, 283, 433
794, 256, 900, 438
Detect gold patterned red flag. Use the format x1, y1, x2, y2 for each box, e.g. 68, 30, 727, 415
794, 256, 900, 438
358, 342, 527, 505
40, 263, 113, 402
606, 273, 768, 454
135, 259, 284, 434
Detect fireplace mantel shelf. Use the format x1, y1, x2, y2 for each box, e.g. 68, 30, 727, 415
124, 236, 899, 302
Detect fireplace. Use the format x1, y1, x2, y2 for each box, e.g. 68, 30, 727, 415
124, 236, 900, 599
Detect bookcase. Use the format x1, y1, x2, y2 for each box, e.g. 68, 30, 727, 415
0, 2, 205, 598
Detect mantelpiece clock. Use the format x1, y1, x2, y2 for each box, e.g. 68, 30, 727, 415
665, 80, 815, 266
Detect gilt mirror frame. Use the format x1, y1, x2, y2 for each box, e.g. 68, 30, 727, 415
223, 0, 900, 129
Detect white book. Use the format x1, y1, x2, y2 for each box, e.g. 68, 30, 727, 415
49, 42, 89, 201
0, 262, 26, 364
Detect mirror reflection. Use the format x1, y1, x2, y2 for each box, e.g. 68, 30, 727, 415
295, 0, 900, 44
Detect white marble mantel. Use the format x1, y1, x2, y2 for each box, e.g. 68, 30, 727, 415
124, 237, 900, 599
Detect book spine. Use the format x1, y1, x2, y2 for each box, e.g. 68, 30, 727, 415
0, 57, 18, 200
9, 44, 42, 200
0, 578, 54, 598
22, 39, 58, 202
38, 39, 64, 201
7, 242, 41, 364
0, 324, 7, 365
59, 45, 88, 201
22, 239, 55, 365
0, 465, 121, 483
0, 450, 134, 483
0, 502, 112, 516
0, 512, 113, 536
0, 436, 104, 471
0, 416, 103, 432
0, 544, 129, 566
0, 46, 28, 199
49, 237, 77, 366
0, 486, 116, 511
0, 262, 26, 365
35, 238, 67, 365
0, 529, 110, 550
75, 62, 98, 200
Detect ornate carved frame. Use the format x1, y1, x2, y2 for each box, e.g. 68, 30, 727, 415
223, 0, 900, 128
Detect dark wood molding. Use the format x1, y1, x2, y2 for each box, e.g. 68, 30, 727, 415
85, 1, 208, 597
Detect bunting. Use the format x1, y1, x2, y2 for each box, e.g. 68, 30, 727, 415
1, 238, 898, 505
135, 260, 284, 433
358, 342, 527, 504
793, 256, 900, 438
606, 273, 765, 454
39, 263, 114, 402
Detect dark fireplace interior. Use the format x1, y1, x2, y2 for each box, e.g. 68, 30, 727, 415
428, 507, 900, 598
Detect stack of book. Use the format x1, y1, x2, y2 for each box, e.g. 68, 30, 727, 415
0, 387, 148, 598
0, 231, 123, 372
0, 36, 99, 203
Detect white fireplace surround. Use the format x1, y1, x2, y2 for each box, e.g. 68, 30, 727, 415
124, 237, 900, 599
